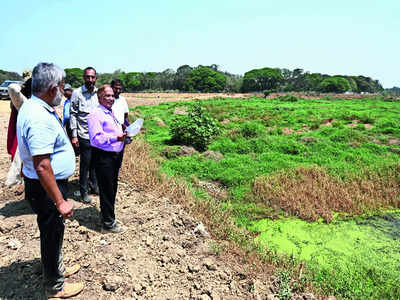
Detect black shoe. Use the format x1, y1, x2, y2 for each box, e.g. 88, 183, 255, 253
90, 186, 99, 195
81, 194, 92, 204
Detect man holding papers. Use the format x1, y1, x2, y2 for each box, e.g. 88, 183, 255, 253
88, 85, 128, 233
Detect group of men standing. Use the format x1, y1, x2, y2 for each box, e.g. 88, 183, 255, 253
16, 63, 130, 298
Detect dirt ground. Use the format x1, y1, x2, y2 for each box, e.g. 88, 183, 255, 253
0, 97, 313, 300
123, 92, 255, 108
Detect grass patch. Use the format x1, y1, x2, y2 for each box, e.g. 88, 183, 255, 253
252, 165, 400, 222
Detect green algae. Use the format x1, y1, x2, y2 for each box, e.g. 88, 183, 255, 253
248, 213, 400, 299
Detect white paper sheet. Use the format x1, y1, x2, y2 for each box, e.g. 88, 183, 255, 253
125, 118, 144, 137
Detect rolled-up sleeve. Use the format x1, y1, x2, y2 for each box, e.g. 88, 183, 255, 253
8, 84, 27, 110
88, 112, 118, 148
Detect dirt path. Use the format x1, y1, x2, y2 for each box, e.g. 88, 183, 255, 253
0, 99, 308, 299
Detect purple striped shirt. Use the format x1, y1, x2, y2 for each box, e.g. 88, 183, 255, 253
88, 105, 123, 152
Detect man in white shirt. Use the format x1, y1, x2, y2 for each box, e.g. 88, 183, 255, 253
111, 79, 129, 129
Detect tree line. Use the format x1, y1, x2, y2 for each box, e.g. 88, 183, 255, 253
0, 66, 388, 94
65, 65, 384, 94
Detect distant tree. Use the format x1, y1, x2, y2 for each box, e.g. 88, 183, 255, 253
345, 76, 358, 92
386, 86, 400, 96
209, 64, 219, 71
0, 69, 22, 84
319, 76, 351, 93
118, 72, 142, 92
241, 67, 283, 92
350, 76, 382, 93
184, 66, 227, 92
303, 73, 324, 91
225, 75, 243, 93
158, 68, 175, 90
97, 72, 113, 86
174, 65, 193, 90
65, 68, 84, 88
140, 72, 157, 90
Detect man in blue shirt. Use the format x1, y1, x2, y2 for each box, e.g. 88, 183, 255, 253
62, 84, 72, 128
62, 84, 78, 155
17, 63, 84, 298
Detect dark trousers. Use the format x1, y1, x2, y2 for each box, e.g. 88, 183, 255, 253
78, 137, 97, 196
65, 121, 79, 156
91, 147, 122, 228
24, 177, 68, 293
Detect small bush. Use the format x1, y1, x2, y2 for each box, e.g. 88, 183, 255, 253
170, 102, 219, 151
240, 122, 265, 138
278, 95, 299, 102
263, 89, 275, 98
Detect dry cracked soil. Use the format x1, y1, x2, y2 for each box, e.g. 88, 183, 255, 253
0, 98, 313, 300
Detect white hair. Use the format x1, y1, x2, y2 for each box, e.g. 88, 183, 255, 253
31, 62, 65, 94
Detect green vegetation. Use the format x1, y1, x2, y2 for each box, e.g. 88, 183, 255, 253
319, 76, 351, 93
184, 66, 227, 92
62, 65, 385, 93
241, 67, 283, 92
0, 69, 22, 83
170, 102, 220, 151
133, 96, 400, 299
250, 214, 400, 299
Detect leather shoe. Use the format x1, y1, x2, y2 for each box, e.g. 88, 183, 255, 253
47, 282, 84, 299
102, 222, 125, 233
81, 194, 92, 204
90, 185, 99, 195
63, 264, 80, 278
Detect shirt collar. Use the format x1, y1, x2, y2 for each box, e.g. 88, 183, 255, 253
82, 85, 98, 94
98, 104, 113, 115
31, 95, 55, 113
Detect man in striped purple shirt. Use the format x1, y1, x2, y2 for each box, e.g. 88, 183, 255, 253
88, 85, 127, 233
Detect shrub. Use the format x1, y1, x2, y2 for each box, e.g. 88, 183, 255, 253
263, 89, 276, 97
170, 102, 220, 151
278, 95, 299, 102
240, 122, 265, 138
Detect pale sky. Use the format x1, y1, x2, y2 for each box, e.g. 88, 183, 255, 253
1, 0, 399, 87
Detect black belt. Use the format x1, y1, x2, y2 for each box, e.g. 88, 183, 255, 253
25, 177, 68, 184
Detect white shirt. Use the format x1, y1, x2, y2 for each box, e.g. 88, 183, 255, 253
112, 95, 129, 125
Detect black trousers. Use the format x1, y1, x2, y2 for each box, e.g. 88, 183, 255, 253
91, 147, 123, 228
24, 177, 68, 293
65, 121, 79, 156
78, 137, 98, 196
